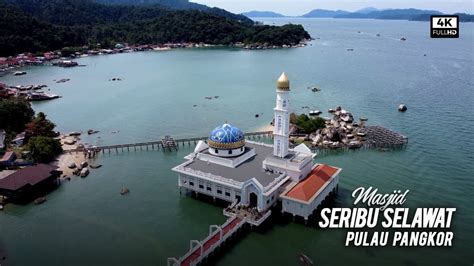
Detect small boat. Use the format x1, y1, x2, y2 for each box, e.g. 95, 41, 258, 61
0, 205, 3, 211
87, 129, 99, 135
309, 110, 322, 116
80, 161, 88, 168
376, 33, 381, 37
359, 117, 368, 122
25, 92, 60, 101
69, 132, 81, 136
298, 253, 314, 266
34, 197, 47, 205
400, 37, 407, 41
346, 48, 355, 51
90, 164, 102, 169
14, 71, 27, 76
311, 87, 321, 92
357, 132, 366, 137
328, 108, 335, 113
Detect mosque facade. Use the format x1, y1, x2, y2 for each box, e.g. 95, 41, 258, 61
172, 73, 341, 221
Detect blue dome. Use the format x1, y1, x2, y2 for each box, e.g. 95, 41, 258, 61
208, 123, 245, 149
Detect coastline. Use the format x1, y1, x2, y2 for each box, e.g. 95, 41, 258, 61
50, 135, 84, 177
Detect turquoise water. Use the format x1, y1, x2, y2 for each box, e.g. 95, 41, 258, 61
0, 19, 473, 266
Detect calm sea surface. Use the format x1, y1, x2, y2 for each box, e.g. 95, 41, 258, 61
0, 18, 473, 266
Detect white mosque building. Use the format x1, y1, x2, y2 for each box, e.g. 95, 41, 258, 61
172, 73, 341, 222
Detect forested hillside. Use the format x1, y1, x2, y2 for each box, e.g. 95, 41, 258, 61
0, 0, 310, 56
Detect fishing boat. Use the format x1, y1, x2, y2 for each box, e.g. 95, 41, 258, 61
34, 197, 47, 205
25, 92, 61, 101
14, 71, 27, 76
309, 110, 322, 116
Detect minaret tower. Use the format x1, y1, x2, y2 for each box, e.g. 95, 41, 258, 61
273, 72, 290, 158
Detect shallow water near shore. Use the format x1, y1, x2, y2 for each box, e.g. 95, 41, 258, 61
0, 18, 473, 266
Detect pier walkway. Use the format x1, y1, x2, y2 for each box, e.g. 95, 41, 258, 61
65, 131, 273, 154
167, 216, 246, 266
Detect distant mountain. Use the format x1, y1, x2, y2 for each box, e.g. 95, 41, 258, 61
355, 7, 379, 14
335, 8, 443, 20
242, 11, 285, 18
302, 9, 350, 18
94, 0, 253, 24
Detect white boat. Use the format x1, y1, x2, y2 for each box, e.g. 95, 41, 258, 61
25, 92, 60, 101
309, 110, 322, 116
14, 71, 27, 76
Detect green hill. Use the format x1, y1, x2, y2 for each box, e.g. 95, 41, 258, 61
0, 0, 310, 56
94, 0, 252, 24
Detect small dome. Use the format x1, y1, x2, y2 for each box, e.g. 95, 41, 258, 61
208, 123, 245, 149
277, 72, 290, 91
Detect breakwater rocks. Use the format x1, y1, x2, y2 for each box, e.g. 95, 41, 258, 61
309, 106, 407, 151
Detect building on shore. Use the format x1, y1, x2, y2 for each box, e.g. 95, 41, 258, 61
0, 151, 16, 168
173, 73, 341, 222
0, 164, 61, 202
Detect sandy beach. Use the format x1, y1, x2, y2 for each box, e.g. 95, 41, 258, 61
257, 123, 274, 132
50, 135, 87, 177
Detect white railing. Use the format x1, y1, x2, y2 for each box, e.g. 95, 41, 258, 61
174, 164, 244, 187
263, 173, 287, 193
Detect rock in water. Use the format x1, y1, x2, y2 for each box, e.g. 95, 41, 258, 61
120, 188, 130, 195
398, 104, 407, 112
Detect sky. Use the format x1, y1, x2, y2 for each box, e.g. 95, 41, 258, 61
191, 0, 473, 15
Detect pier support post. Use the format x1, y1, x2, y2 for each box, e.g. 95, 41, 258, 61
167, 258, 179, 266
190, 240, 203, 257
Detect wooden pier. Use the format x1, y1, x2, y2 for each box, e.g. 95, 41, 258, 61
66, 125, 407, 157
167, 216, 246, 266
65, 131, 273, 154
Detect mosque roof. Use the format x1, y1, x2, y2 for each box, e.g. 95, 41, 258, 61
208, 123, 245, 149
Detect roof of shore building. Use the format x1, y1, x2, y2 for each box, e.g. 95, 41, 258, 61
285, 164, 339, 202
0, 164, 58, 191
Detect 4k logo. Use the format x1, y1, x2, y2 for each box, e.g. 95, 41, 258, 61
431, 15, 459, 38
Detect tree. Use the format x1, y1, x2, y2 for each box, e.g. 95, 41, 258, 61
25, 112, 57, 140
294, 113, 325, 133
0, 98, 34, 133
27, 136, 62, 163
